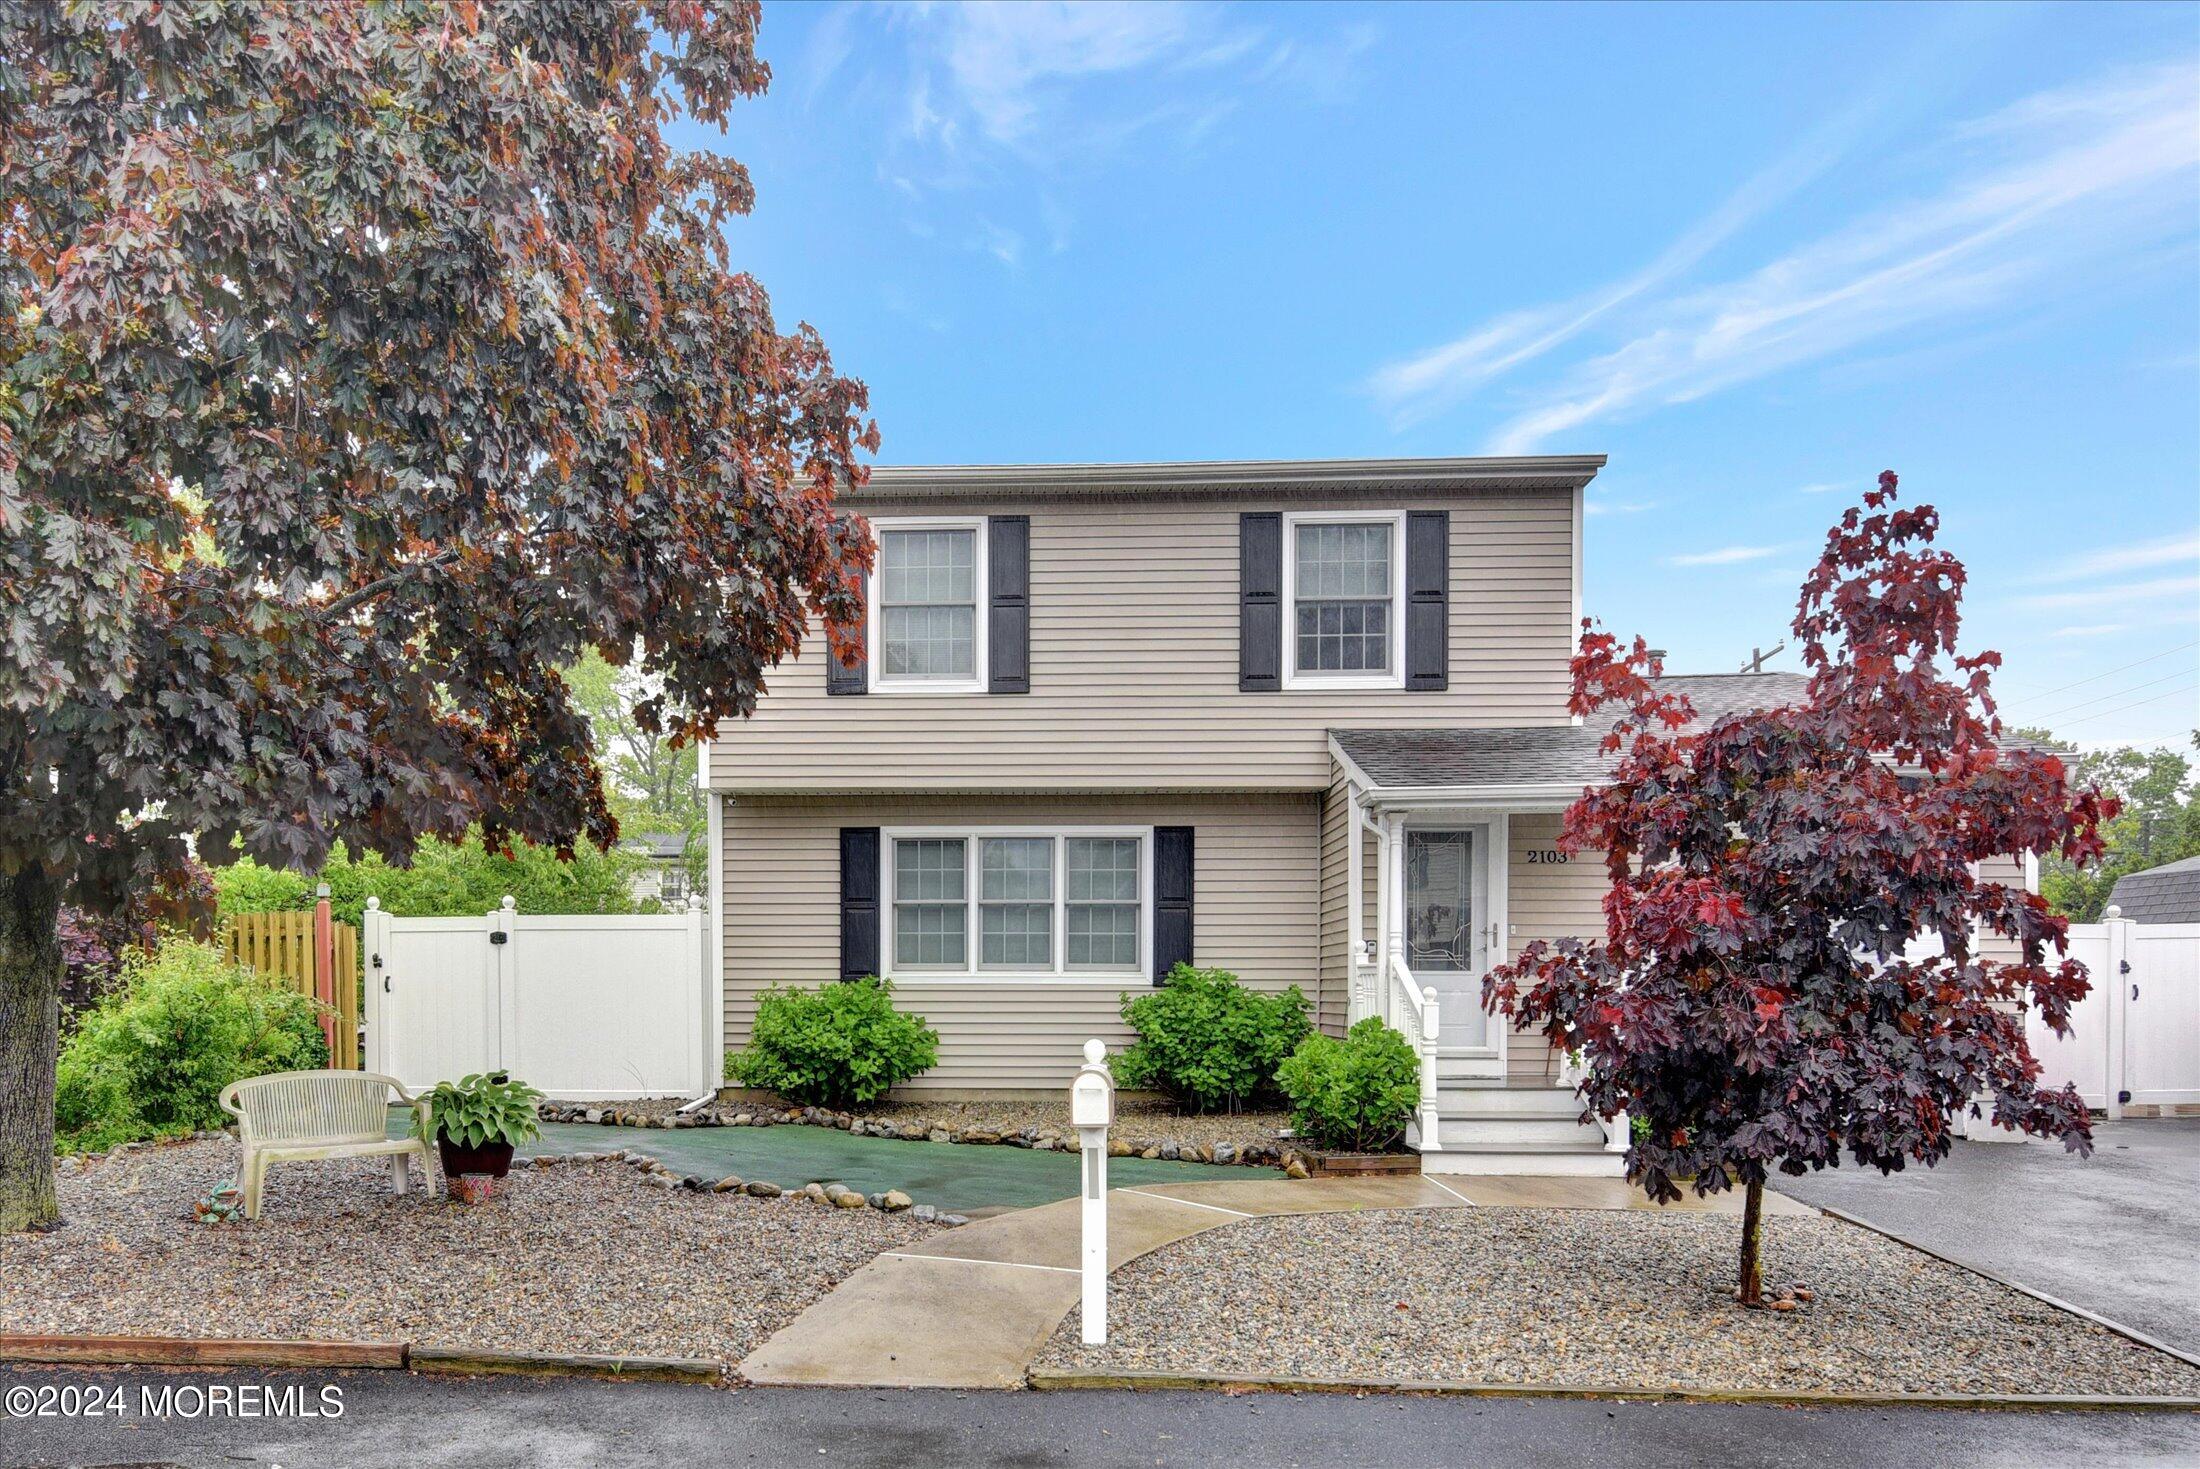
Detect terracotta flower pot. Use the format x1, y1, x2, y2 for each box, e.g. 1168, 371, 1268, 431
437, 1137, 516, 1179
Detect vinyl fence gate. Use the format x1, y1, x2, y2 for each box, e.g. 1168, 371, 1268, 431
2027, 915, 2200, 1119
364, 897, 717, 1101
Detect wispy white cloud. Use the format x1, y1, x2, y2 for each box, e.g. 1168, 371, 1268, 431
2032, 532, 2200, 583
1796, 481, 1855, 496
1585, 499, 1656, 518
2049, 623, 2128, 639
1368, 62, 2200, 449
2018, 574, 2200, 611
1669, 544, 1789, 567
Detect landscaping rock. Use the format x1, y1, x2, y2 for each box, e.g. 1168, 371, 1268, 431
1107, 1139, 1131, 1157
1284, 1156, 1311, 1180
1212, 1144, 1236, 1165
880, 1190, 913, 1212
928, 1129, 951, 1144
832, 1191, 867, 1210
910, 1204, 937, 1223
937, 1213, 970, 1227
745, 1181, 781, 1198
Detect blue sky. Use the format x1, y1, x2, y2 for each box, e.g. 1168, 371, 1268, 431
685, 1, 2200, 751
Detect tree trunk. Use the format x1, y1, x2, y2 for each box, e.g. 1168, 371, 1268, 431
0, 863, 63, 1233
1737, 1175, 1766, 1307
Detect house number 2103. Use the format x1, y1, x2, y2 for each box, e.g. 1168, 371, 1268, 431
1525, 850, 1570, 865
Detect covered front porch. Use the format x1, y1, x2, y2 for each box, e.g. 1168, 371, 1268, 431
1330, 729, 1630, 1175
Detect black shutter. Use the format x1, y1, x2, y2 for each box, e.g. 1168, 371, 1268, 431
839, 828, 881, 979
827, 520, 868, 695
1404, 510, 1449, 691
988, 515, 1030, 694
1239, 513, 1282, 691
1152, 826, 1194, 984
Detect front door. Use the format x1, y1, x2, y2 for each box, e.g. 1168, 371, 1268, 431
1406, 827, 1496, 1073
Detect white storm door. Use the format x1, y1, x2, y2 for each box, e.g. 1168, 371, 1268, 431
1406, 827, 1498, 1073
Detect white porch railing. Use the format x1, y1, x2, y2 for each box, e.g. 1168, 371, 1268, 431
1388, 953, 1444, 1150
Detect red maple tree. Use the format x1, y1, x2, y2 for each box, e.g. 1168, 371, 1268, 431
1485, 473, 2117, 1305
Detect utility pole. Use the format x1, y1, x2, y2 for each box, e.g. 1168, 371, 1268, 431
1739, 642, 1786, 674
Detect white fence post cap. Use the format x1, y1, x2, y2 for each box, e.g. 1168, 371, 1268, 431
365, 896, 380, 911
501, 895, 517, 910
2106, 904, 2122, 921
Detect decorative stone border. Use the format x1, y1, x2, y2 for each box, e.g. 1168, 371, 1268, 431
537, 1101, 1296, 1170
527, 1150, 971, 1226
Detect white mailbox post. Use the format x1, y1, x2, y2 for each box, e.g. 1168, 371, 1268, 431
1070, 1037, 1116, 1346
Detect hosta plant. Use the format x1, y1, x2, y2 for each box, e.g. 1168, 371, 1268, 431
413, 1073, 545, 1150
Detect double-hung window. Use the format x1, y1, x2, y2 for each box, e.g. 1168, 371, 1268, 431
885, 828, 1150, 980
1282, 511, 1405, 688
873, 519, 985, 691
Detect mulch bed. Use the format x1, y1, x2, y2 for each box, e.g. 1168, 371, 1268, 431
1035, 1207, 2200, 1398
0, 1137, 937, 1376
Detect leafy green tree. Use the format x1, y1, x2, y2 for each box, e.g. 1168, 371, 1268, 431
212, 834, 648, 930
2027, 732, 2200, 921
0, 3, 873, 1231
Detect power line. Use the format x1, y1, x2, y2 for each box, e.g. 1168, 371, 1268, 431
2000, 639, 2199, 708
2054, 681, 2200, 729
2026, 667, 2200, 724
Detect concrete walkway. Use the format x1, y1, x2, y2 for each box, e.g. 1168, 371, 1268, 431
740, 1172, 1811, 1388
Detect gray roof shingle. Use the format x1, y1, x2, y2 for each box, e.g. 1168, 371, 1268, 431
2108, 856, 2200, 925
1329, 671, 2051, 790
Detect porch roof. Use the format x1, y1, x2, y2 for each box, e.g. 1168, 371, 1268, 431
1330, 672, 1811, 792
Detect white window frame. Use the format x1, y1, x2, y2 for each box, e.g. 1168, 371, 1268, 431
881, 826, 1154, 984
1281, 509, 1407, 691
868, 516, 989, 694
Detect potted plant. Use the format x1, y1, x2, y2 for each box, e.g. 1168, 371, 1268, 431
413, 1071, 543, 1182
1275, 1019, 1423, 1177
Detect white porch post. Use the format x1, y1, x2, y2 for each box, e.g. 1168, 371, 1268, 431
1346, 785, 1367, 1025
1373, 810, 1394, 1031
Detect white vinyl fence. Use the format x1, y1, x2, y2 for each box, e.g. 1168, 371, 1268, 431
2027, 913, 2200, 1117
364, 897, 717, 1101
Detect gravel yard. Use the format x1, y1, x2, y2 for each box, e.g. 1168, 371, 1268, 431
1036, 1207, 2200, 1398
0, 1137, 937, 1374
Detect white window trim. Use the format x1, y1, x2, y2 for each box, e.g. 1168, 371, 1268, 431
881, 825, 1154, 985
1281, 509, 1407, 691
867, 516, 989, 694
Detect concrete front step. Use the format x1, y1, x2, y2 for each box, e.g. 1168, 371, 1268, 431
1419, 1149, 1627, 1177
1415, 1085, 1619, 1172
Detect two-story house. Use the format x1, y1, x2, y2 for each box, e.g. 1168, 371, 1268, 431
701, 455, 2002, 1174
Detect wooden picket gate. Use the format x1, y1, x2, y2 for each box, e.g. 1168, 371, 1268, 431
220, 909, 362, 1070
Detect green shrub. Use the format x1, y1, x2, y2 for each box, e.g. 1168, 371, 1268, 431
1276, 1018, 1422, 1153
412, 1072, 544, 1149
724, 977, 939, 1109
1112, 965, 1311, 1114
54, 940, 328, 1154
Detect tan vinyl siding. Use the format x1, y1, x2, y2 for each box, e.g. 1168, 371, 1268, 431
1317, 776, 1350, 1037
1976, 852, 2030, 964
724, 793, 1320, 1090
1504, 813, 1611, 1085
708, 490, 1576, 792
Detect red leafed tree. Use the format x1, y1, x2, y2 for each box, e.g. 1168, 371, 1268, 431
1485, 473, 2116, 1306
0, 4, 873, 1231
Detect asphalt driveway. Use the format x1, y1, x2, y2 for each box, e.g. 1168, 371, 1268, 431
1775, 1117, 2200, 1358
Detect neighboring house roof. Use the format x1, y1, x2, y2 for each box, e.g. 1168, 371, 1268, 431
623, 831, 689, 861
2107, 856, 2200, 925
1332, 673, 1810, 791
853, 454, 1606, 502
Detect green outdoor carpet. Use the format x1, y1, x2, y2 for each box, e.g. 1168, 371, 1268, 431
397, 1116, 1257, 1215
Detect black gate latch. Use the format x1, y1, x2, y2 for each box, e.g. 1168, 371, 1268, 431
490, 931, 508, 945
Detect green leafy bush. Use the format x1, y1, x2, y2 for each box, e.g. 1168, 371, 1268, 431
725, 977, 940, 1109
412, 1072, 544, 1149
54, 940, 328, 1154
1276, 1018, 1422, 1153
1112, 965, 1311, 1114
212, 830, 648, 929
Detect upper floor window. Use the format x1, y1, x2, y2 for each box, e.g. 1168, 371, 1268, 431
1283, 511, 1405, 689
873, 519, 987, 691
